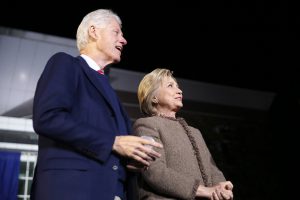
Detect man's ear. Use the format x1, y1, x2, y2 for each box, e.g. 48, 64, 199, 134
88, 25, 99, 39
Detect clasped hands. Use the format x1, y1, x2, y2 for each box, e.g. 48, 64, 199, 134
197, 181, 233, 200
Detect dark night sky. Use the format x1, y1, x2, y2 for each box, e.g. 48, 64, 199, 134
1, 1, 298, 93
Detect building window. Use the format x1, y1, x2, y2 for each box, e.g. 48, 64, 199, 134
18, 152, 37, 200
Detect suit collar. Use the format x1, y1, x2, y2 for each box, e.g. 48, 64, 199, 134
80, 54, 103, 72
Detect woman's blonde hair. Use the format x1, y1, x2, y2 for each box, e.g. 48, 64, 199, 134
138, 68, 176, 116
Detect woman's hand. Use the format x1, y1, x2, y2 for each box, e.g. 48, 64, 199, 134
196, 182, 233, 200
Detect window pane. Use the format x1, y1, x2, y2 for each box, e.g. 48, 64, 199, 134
27, 180, 32, 194
19, 162, 27, 177
18, 179, 25, 194
29, 162, 35, 177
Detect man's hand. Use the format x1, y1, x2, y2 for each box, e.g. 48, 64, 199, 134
113, 135, 163, 167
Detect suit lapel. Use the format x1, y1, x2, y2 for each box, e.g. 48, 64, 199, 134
76, 56, 116, 113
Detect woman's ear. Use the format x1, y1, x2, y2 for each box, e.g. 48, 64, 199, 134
152, 97, 158, 104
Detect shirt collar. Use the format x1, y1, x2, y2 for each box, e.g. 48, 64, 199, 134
80, 54, 104, 72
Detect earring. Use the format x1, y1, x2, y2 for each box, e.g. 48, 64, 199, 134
153, 97, 158, 104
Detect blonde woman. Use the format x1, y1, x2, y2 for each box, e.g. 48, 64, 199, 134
133, 68, 233, 200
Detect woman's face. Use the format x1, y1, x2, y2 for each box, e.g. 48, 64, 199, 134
155, 76, 183, 114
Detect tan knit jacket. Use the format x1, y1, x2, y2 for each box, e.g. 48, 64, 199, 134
132, 116, 226, 200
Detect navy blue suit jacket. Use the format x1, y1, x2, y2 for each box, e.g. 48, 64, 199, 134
31, 52, 133, 200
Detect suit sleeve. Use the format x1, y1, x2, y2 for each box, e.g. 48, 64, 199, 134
195, 129, 226, 185
33, 52, 114, 162
204, 143, 226, 185
133, 118, 200, 200
210, 156, 226, 185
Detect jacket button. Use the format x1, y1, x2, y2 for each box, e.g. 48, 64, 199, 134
112, 165, 118, 170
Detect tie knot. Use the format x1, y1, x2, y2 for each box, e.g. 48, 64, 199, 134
97, 69, 104, 75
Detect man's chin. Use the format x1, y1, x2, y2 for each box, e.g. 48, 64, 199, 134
113, 57, 121, 63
